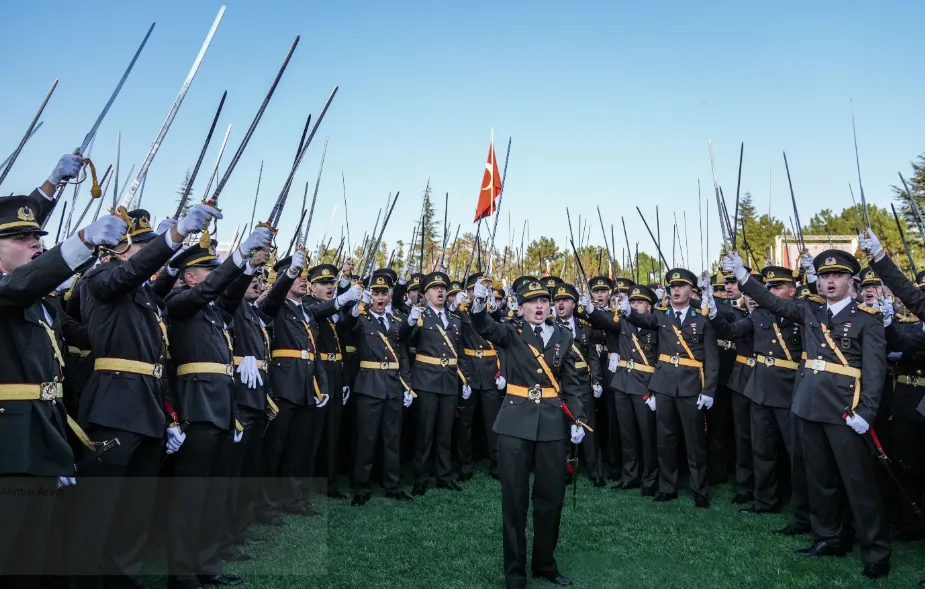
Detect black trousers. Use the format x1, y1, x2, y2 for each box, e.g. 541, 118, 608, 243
0, 476, 58, 588
750, 403, 792, 511
167, 423, 233, 583
456, 388, 501, 477
414, 391, 456, 486
353, 394, 404, 494
795, 416, 891, 564
614, 390, 658, 491
258, 400, 325, 516
221, 406, 265, 554
730, 392, 754, 497
497, 435, 566, 589
63, 427, 162, 589
603, 384, 622, 477
577, 391, 601, 480
319, 363, 344, 491
656, 393, 709, 496
788, 408, 812, 529
891, 415, 925, 534
706, 385, 733, 483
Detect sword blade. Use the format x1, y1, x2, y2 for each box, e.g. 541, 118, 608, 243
0, 79, 57, 187
175, 90, 228, 218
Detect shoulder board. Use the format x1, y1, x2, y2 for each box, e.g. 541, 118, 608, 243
808, 295, 826, 305
578, 318, 591, 327
898, 314, 921, 323
857, 305, 880, 315
506, 309, 514, 319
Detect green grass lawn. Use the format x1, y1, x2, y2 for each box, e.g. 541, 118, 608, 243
149, 468, 925, 588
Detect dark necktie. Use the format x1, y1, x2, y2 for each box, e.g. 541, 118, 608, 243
826, 308, 834, 330
534, 325, 544, 346
437, 311, 445, 327
675, 311, 683, 327
378, 316, 387, 333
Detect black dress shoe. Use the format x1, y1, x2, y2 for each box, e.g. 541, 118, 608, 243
775, 523, 811, 536
591, 477, 606, 488
255, 514, 284, 526
532, 571, 573, 586
350, 494, 370, 506
200, 574, 243, 586
489, 472, 500, 481
326, 488, 347, 500
694, 494, 710, 509
739, 505, 778, 515
458, 472, 473, 482
436, 481, 463, 491
731, 493, 753, 505
612, 481, 641, 491
653, 492, 678, 503
411, 483, 428, 496
224, 551, 254, 564
794, 541, 846, 558
862, 560, 890, 579
385, 490, 413, 501
641, 486, 656, 497
240, 537, 266, 547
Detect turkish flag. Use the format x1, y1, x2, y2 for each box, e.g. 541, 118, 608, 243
474, 142, 503, 222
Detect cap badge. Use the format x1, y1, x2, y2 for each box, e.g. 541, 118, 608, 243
825, 257, 836, 266
557, 286, 566, 296
17, 206, 35, 222
375, 276, 385, 285
767, 270, 776, 278
672, 272, 680, 280
138, 216, 151, 229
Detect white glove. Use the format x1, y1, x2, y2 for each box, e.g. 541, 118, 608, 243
451, 291, 468, 311
234, 429, 243, 443
236, 356, 263, 390
859, 229, 883, 257
608, 353, 619, 372
473, 280, 490, 301
336, 284, 362, 309
509, 293, 519, 312
845, 412, 870, 434
881, 298, 893, 327
704, 290, 718, 319
57, 476, 77, 488
655, 288, 665, 301
697, 393, 714, 410
407, 306, 422, 325
570, 424, 585, 444
722, 251, 748, 282
287, 249, 307, 278
399, 261, 410, 284
645, 395, 656, 412
166, 426, 186, 454
578, 294, 592, 315
316, 393, 330, 408
49, 154, 84, 184
592, 383, 603, 398
495, 375, 506, 390
156, 218, 178, 235
618, 295, 631, 315
176, 203, 222, 237
343, 386, 350, 405
361, 289, 372, 304
403, 390, 414, 407
462, 384, 472, 400
81, 215, 129, 247
800, 251, 815, 275
888, 351, 903, 362
240, 226, 273, 256
488, 298, 498, 312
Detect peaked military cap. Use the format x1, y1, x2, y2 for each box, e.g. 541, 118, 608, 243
814, 249, 860, 276
614, 277, 635, 293
173, 240, 220, 271
916, 270, 925, 287
859, 267, 881, 287
589, 275, 614, 292
491, 279, 504, 299
541, 275, 563, 291
465, 272, 484, 289
123, 209, 157, 243
516, 278, 550, 304
0, 195, 46, 238
512, 275, 538, 292
551, 282, 578, 301
273, 255, 294, 274
628, 284, 656, 304
709, 274, 725, 289
422, 271, 449, 292
307, 263, 338, 283
407, 272, 422, 291
665, 268, 696, 287
373, 267, 398, 283
447, 280, 463, 296
369, 272, 393, 291
761, 265, 795, 285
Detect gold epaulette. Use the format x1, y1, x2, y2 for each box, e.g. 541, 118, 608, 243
898, 314, 921, 323
857, 305, 881, 315
578, 318, 591, 328
808, 295, 825, 305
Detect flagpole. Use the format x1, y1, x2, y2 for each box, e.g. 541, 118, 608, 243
490, 127, 495, 274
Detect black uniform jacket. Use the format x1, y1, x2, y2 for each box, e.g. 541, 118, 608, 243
741, 276, 886, 425
260, 273, 328, 406
303, 295, 347, 398
80, 235, 176, 438
586, 307, 658, 396
624, 306, 719, 398
457, 305, 502, 390
557, 315, 602, 392
471, 308, 585, 442
0, 244, 84, 475
714, 298, 742, 385
710, 306, 803, 408
401, 306, 471, 395
340, 308, 413, 400
166, 256, 245, 430
885, 317, 925, 421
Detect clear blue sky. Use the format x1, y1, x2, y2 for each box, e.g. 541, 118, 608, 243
2, 0, 923, 270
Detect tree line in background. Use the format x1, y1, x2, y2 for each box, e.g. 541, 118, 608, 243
174, 154, 925, 285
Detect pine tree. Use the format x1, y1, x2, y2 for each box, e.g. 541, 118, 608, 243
891, 154, 925, 242
176, 170, 193, 217
418, 180, 441, 270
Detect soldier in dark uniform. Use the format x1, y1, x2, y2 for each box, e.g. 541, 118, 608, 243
470, 278, 586, 589
404, 271, 471, 495
302, 262, 362, 499
392, 269, 422, 315
450, 273, 505, 481
859, 267, 883, 306
553, 282, 605, 486
344, 271, 415, 504
724, 248, 891, 579
165, 226, 272, 589
584, 284, 660, 496
619, 268, 719, 508
0, 196, 127, 589
63, 204, 217, 587
256, 250, 330, 524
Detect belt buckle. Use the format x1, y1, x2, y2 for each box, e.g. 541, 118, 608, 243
327, 353, 337, 361
626, 360, 635, 370
476, 349, 483, 358
763, 356, 775, 367
40, 382, 57, 401
812, 359, 826, 371
440, 357, 449, 367
527, 385, 542, 403
225, 364, 234, 377
301, 350, 310, 360
910, 376, 920, 388
153, 364, 164, 379
380, 361, 390, 370
721, 340, 731, 349
669, 355, 680, 366
747, 358, 756, 367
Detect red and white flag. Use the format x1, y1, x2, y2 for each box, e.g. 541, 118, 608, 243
474, 140, 502, 222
